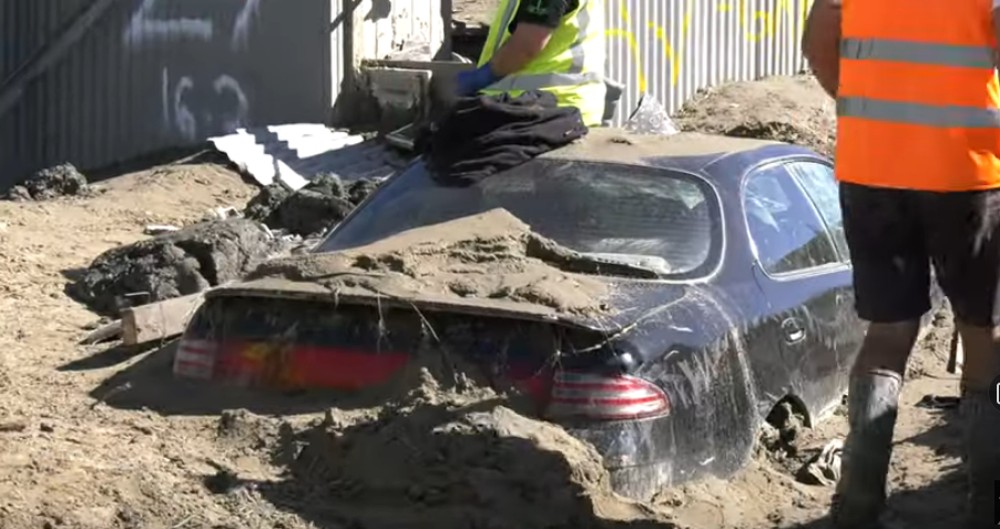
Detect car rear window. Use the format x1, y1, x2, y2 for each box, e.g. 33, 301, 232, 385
317, 159, 722, 279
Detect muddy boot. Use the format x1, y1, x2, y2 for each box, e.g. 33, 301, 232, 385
830, 370, 902, 529
962, 388, 1000, 529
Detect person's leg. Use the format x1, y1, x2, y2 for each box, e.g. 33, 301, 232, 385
925, 189, 1000, 529
832, 184, 929, 529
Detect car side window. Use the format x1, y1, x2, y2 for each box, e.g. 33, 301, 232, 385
785, 161, 849, 262
744, 164, 840, 275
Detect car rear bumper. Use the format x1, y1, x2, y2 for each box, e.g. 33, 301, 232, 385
563, 416, 710, 501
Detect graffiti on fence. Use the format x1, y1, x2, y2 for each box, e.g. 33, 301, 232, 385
122, 0, 261, 142
603, 0, 810, 93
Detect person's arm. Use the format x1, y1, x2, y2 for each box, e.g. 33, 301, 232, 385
490, 23, 555, 76
491, 0, 575, 75
456, 0, 573, 96
992, 1, 1000, 70
802, 0, 843, 99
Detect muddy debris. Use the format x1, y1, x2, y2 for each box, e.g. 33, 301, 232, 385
244, 173, 384, 237
4, 163, 94, 201
273, 345, 674, 529
674, 76, 836, 157
68, 218, 275, 315
247, 209, 619, 318
795, 439, 843, 486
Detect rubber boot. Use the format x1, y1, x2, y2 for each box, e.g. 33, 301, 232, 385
830, 370, 902, 529
962, 388, 1000, 529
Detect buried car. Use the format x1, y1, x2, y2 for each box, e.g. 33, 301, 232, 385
173, 129, 865, 500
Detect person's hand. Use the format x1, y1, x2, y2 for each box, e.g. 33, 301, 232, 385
455, 64, 501, 97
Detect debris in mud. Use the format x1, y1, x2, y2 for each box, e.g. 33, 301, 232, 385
795, 439, 843, 486
759, 401, 806, 462
4, 163, 93, 201
244, 174, 385, 237
674, 76, 836, 157
917, 395, 960, 410
68, 218, 275, 315
276, 346, 673, 529
247, 209, 620, 318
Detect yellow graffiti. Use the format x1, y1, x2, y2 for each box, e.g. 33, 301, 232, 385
603, 0, 809, 90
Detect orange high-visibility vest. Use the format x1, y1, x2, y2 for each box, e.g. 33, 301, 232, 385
836, 0, 1000, 191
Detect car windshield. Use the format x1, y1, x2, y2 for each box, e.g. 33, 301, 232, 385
317, 159, 722, 279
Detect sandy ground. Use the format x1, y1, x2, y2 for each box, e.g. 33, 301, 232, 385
0, 77, 969, 529
453, 0, 500, 26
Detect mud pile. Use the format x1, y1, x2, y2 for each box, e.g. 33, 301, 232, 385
244, 173, 384, 237
69, 218, 274, 315
275, 346, 675, 529
5, 163, 92, 201
674, 75, 836, 157
247, 209, 620, 318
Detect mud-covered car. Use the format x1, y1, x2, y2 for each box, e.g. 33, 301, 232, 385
174, 129, 863, 500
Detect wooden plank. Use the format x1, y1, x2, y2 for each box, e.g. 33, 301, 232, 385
121, 292, 206, 346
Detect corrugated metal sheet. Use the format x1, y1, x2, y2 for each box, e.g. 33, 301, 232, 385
603, 0, 812, 122
209, 124, 411, 190
0, 0, 449, 190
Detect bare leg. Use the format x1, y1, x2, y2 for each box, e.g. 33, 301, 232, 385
831, 321, 919, 529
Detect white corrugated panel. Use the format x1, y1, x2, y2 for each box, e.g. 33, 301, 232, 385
353, 0, 447, 61
603, 0, 813, 123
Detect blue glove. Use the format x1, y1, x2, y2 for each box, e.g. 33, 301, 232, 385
456, 63, 501, 97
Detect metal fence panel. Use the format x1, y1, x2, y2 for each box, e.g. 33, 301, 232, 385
603, 0, 812, 122
1, 0, 814, 188
1, 0, 338, 188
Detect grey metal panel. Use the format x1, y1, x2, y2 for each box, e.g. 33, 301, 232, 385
603, 0, 814, 123
1, 0, 337, 189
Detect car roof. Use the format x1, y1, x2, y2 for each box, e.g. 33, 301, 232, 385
539, 128, 822, 174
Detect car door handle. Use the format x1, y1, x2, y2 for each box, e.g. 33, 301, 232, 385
782, 318, 806, 344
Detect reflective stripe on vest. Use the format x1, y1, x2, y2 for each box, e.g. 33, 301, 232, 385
838, 97, 1000, 129
485, 71, 602, 91
838, 37, 1000, 129
841, 38, 995, 69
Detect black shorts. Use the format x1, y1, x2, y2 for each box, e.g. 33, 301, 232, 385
840, 182, 1000, 326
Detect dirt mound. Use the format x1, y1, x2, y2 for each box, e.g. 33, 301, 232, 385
277, 347, 674, 529
69, 218, 274, 315
5, 163, 93, 201
673, 75, 836, 157
248, 209, 619, 317
244, 174, 384, 237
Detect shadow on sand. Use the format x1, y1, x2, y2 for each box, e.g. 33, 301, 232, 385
780, 402, 967, 529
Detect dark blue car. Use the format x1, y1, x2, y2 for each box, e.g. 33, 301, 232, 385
176, 129, 865, 500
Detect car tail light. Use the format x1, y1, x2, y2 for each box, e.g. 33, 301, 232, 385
173, 337, 217, 380
545, 370, 670, 421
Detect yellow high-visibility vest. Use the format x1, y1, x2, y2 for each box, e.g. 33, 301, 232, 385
478, 0, 607, 127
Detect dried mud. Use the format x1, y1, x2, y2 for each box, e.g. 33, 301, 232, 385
269, 346, 674, 529
674, 75, 837, 157
4, 163, 93, 201
248, 209, 616, 317
244, 173, 384, 237
68, 218, 275, 316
